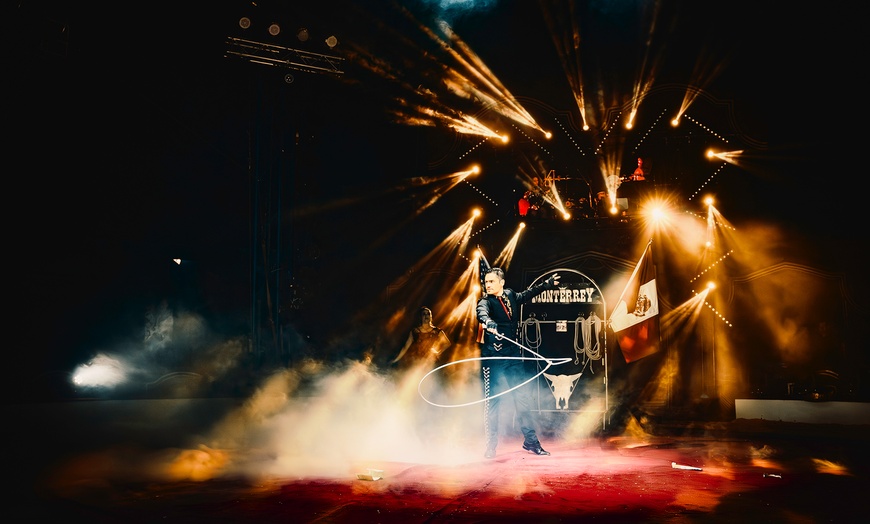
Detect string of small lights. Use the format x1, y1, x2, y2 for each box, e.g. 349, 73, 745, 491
456, 220, 500, 264
462, 178, 499, 206
458, 137, 492, 160
554, 117, 588, 156
681, 113, 730, 143
458, 252, 473, 263
688, 162, 728, 202
688, 249, 734, 283
593, 112, 621, 155
681, 112, 732, 202
511, 122, 552, 156
469, 219, 501, 238
689, 293, 733, 328
630, 108, 669, 155
683, 210, 737, 231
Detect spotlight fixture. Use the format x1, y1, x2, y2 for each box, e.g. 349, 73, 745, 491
239, 17, 251, 29
325, 35, 338, 48
297, 28, 309, 41
268, 23, 281, 36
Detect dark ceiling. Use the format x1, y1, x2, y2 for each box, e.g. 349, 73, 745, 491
6, 1, 866, 380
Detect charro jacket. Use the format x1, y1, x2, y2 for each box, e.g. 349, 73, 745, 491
476, 276, 557, 356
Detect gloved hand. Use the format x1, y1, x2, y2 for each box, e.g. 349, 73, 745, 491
485, 320, 498, 331
547, 273, 561, 287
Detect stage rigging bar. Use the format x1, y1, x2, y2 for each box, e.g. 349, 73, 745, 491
225, 36, 345, 76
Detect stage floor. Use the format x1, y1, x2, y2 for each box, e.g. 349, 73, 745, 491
16, 420, 870, 523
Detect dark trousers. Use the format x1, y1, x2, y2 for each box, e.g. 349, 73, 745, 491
481, 357, 540, 448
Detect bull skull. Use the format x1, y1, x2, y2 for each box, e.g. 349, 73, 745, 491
543, 372, 583, 410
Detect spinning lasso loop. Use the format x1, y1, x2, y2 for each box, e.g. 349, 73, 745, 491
418, 332, 573, 408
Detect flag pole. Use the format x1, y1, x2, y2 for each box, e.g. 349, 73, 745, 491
613, 238, 653, 309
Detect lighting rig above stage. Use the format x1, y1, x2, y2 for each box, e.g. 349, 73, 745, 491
225, 36, 345, 77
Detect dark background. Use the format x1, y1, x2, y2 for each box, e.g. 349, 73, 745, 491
6, 1, 865, 400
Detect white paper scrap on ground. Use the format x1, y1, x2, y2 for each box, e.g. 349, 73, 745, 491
671, 462, 703, 471
357, 469, 384, 481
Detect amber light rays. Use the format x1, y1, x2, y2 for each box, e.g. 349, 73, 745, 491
627, 195, 749, 412
434, 20, 546, 134
344, 4, 546, 139
707, 148, 744, 165
438, 253, 488, 376
623, 0, 664, 131
539, 0, 665, 135
674, 38, 733, 125
491, 222, 525, 270
411, 165, 481, 216
377, 210, 536, 409
374, 210, 485, 390
651, 291, 709, 413
342, 15, 506, 139
633, 195, 681, 238
380, 213, 476, 339
290, 165, 474, 244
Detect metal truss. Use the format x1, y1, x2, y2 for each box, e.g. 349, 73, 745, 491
225, 36, 345, 76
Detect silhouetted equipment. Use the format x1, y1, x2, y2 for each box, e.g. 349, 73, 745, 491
225, 37, 345, 76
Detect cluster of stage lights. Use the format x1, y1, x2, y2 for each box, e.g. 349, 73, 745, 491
444, 106, 743, 331
450, 108, 738, 223
238, 16, 339, 49
455, 139, 737, 252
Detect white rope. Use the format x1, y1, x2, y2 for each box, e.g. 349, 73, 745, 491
522, 314, 543, 350
585, 312, 603, 361
573, 314, 586, 365
418, 333, 572, 408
